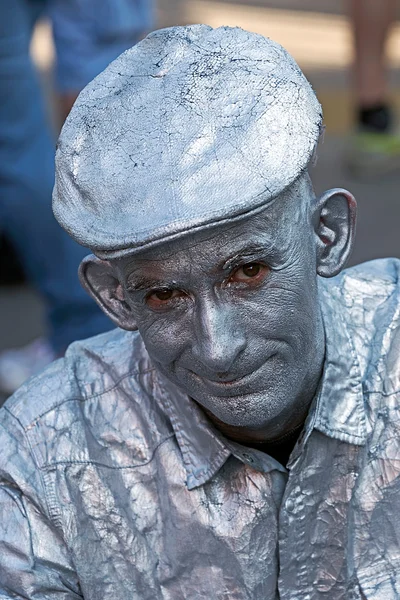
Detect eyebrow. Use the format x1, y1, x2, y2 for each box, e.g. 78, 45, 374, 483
126, 243, 273, 291
221, 243, 273, 272
126, 277, 171, 292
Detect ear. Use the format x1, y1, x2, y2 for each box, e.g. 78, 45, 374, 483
79, 255, 138, 331
314, 188, 357, 278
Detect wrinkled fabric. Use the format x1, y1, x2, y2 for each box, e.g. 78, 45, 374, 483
1, 258, 400, 599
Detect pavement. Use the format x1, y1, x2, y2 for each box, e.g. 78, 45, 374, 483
1, 0, 399, 401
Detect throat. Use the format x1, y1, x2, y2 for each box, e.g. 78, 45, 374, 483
198, 403, 310, 467
243, 422, 304, 466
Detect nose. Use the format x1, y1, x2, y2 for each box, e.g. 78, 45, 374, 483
191, 297, 246, 375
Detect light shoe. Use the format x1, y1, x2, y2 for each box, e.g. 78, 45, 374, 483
0, 337, 56, 396
346, 131, 400, 178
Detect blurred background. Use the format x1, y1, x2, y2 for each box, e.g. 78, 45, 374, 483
1, 0, 400, 402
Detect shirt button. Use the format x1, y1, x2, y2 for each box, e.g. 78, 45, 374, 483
242, 453, 254, 463
285, 498, 295, 513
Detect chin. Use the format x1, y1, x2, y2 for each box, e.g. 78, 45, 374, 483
196, 390, 291, 430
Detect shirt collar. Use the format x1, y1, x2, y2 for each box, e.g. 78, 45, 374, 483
150, 278, 367, 488
314, 279, 367, 446
151, 371, 231, 489
287, 281, 368, 468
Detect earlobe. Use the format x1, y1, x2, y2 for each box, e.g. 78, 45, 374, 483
314, 188, 357, 278
79, 255, 138, 331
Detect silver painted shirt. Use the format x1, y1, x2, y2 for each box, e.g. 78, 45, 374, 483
1, 259, 400, 599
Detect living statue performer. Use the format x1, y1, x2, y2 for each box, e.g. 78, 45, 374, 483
0, 25, 399, 599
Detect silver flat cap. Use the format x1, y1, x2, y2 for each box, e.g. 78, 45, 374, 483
53, 25, 322, 258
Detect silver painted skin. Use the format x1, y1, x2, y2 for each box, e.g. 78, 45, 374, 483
53, 25, 322, 258
1, 259, 400, 598
102, 177, 328, 443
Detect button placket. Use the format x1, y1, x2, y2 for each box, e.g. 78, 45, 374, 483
278, 460, 310, 599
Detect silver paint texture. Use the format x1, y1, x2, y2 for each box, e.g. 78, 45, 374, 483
53, 25, 322, 257
1, 259, 400, 598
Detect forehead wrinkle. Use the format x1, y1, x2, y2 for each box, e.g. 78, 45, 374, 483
147, 204, 279, 261
158, 224, 242, 261
122, 249, 200, 289
122, 224, 279, 283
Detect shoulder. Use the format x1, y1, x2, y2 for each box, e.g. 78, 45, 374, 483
322, 258, 400, 299
320, 258, 400, 385
342, 257, 400, 294
1, 328, 171, 470
320, 258, 400, 329
3, 328, 142, 425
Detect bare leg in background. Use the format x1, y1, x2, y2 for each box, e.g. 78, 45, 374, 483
347, 0, 400, 176
349, 0, 396, 123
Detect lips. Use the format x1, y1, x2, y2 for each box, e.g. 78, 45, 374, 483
186, 353, 277, 396
193, 372, 259, 397
192, 372, 247, 386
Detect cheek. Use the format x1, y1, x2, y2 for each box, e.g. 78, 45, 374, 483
247, 280, 319, 344
136, 311, 192, 363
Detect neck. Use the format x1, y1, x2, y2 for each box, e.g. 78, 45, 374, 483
202, 402, 310, 446
245, 421, 305, 465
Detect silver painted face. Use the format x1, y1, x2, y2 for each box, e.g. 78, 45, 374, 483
115, 185, 325, 436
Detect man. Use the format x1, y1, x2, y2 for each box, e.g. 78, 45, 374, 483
0, 25, 399, 599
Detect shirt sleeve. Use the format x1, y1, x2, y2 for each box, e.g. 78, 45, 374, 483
0, 410, 82, 598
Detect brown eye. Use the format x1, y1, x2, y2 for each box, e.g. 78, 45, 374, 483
146, 288, 185, 308
242, 264, 261, 278
155, 289, 173, 301
229, 262, 269, 284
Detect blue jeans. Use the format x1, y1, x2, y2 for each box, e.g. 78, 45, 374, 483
50, 0, 154, 92
0, 0, 153, 353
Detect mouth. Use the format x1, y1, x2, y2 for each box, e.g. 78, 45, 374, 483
189, 370, 248, 386
187, 353, 277, 395
190, 370, 259, 397
205, 375, 247, 386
